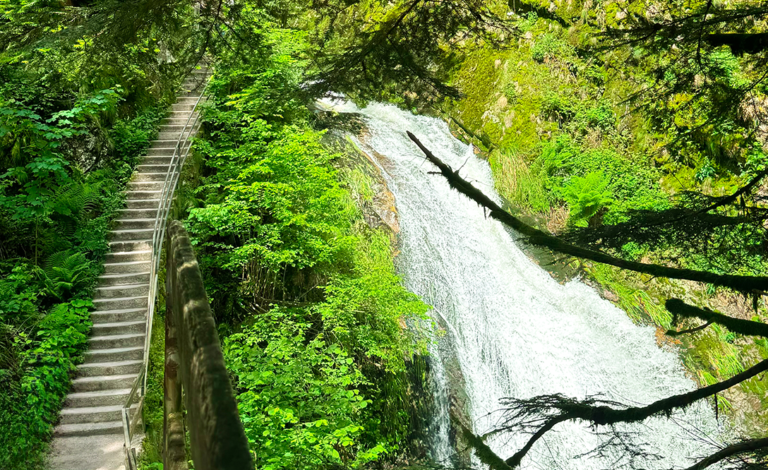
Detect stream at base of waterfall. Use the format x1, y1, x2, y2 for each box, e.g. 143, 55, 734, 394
320, 98, 728, 470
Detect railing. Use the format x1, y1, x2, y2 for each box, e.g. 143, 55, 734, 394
163, 221, 252, 470
122, 69, 211, 469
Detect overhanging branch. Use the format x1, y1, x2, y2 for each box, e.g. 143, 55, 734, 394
406, 131, 768, 292
500, 358, 768, 467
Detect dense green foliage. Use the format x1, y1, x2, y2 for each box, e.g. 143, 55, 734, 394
139, 14, 431, 469
0, 1, 188, 465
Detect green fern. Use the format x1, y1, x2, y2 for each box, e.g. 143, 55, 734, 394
562, 172, 613, 227
40, 250, 91, 301
52, 182, 100, 219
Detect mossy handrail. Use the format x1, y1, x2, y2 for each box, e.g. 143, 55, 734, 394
162, 221, 252, 470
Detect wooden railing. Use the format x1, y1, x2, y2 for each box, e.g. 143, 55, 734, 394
163, 221, 252, 470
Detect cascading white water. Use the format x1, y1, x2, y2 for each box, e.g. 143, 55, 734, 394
322, 99, 727, 469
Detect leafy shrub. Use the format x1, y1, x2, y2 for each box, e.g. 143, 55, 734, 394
111, 106, 165, 160
41, 251, 93, 301
0, 295, 92, 470
225, 308, 384, 470
695, 159, 717, 182
535, 135, 669, 224
171, 39, 432, 468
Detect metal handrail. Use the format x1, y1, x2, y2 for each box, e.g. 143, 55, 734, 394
122, 67, 212, 468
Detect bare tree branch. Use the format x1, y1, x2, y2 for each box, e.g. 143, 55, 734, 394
498, 358, 768, 467
682, 437, 768, 470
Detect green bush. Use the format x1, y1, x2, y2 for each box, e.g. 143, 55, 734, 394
168, 29, 432, 467
0, 290, 92, 470
535, 135, 669, 224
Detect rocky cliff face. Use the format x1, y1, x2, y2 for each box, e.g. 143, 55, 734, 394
318, 111, 401, 237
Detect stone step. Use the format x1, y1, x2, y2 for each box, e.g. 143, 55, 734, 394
126, 198, 161, 209
84, 345, 144, 363
50, 448, 126, 470
91, 321, 147, 337
95, 283, 149, 300
128, 181, 164, 191
118, 207, 159, 219
146, 147, 179, 156
132, 172, 169, 183
72, 373, 139, 392
162, 118, 196, 126
59, 404, 138, 425
167, 110, 197, 119
109, 228, 155, 242
77, 359, 143, 378
53, 421, 124, 437
176, 95, 205, 102
114, 218, 156, 230
181, 82, 206, 91
91, 308, 146, 323
179, 88, 204, 97
49, 434, 129, 470
141, 156, 176, 165
103, 260, 151, 274
93, 296, 147, 310
171, 103, 195, 112
126, 189, 162, 200
107, 240, 152, 252
159, 124, 187, 133
105, 250, 152, 264
137, 164, 171, 173
89, 333, 145, 350
157, 132, 192, 141
98, 272, 150, 287
65, 388, 132, 408
150, 138, 187, 148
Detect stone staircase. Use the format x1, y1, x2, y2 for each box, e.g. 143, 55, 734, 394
48, 69, 208, 470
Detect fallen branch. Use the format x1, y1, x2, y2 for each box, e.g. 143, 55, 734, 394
406, 131, 768, 292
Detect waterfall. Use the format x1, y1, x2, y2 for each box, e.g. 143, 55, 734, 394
322, 99, 726, 469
